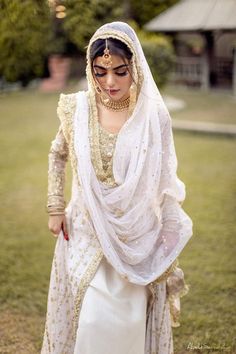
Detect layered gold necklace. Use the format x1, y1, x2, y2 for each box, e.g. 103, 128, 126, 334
100, 95, 130, 112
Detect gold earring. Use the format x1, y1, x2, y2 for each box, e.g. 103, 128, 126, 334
95, 85, 102, 94
128, 82, 137, 117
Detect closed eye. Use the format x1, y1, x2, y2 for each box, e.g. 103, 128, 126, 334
94, 70, 129, 77
94, 71, 106, 77
116, 71, 128, 76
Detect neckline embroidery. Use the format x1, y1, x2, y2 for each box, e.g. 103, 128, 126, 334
88, 91, 118, 186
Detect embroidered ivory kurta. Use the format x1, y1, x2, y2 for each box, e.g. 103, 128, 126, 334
42, 21, 193, 354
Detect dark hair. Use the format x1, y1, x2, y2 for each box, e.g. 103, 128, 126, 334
90, 38, 133, 63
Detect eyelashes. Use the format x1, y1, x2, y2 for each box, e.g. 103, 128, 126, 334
94, 72, 106, 77
94, 71, 129, 77
117, 71, 129, 76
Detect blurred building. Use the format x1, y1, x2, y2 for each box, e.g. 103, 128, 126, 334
145, 0, 236, 95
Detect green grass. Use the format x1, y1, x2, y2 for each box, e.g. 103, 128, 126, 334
161, 85, 236, 125
0, 87, 235, 353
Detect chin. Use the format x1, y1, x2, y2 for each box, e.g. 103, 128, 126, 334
113, 95, 123, 101
116, 92, 128, 101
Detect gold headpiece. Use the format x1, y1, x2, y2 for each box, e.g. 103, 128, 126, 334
101, 39, 112, 69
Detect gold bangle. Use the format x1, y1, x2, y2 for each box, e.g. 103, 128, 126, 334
48, 212, 65, 216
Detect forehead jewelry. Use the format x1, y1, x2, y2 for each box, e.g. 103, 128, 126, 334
101, 39, 112, 69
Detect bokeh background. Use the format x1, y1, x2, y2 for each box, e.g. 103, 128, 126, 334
0, 1, 236, 353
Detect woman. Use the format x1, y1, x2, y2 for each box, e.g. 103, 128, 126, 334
41, 22, 193, 354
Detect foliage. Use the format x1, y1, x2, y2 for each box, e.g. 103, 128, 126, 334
141, 37, 174, 87
46, 18, 68, 56
0, 0, 179, 84
0, 0, 51, 84
63, 0, 179, 54
129, 0, 180, 27
128, 21, 174, 87
63, 0, 124, 52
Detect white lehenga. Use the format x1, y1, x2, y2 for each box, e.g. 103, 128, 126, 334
74, 257, 148, 354
42, 22, 192, 354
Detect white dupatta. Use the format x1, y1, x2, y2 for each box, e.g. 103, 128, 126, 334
73, 22, 192, 286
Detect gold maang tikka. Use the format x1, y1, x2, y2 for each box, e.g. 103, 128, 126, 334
101, 39, 112, 69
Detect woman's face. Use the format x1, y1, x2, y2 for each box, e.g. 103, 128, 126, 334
93, 54, 133, 101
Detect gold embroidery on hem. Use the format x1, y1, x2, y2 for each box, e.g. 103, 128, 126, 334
147, 259, 179, 316
72, 249, 104, 339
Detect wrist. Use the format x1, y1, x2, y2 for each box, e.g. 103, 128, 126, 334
48, 212, 65, 216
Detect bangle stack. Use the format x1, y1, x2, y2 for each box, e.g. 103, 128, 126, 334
46, 195, 66, 215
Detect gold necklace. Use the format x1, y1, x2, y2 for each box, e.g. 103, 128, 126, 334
100, 95, 130, 112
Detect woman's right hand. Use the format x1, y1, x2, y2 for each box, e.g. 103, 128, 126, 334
48, 215, 69, 240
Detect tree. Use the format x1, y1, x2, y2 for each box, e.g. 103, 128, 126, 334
127, 21, 174, 87
0, 0, 50, 84
129, 0, 179, 27
0, 0, 178, 84
63, 0, 124, 52
62, 0, 179, 54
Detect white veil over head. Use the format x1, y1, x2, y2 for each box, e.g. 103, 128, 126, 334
86, 21, 160, 106
73, 21, 193, 285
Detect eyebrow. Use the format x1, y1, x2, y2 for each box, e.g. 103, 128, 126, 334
93, 64, 129, 70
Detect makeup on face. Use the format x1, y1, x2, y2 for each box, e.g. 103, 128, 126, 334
93, 55, 133, 101
93, 64, 130, 78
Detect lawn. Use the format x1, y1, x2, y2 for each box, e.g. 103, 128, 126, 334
162, 85, 236, 125
0, 87, 235, 353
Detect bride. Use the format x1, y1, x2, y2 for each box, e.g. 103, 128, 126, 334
41, 21, 193, 354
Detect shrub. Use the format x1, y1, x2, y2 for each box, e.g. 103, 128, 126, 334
141, 36, 174, 88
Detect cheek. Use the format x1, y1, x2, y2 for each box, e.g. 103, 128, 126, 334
121, 75, 132, 89
94, 75, 104, 85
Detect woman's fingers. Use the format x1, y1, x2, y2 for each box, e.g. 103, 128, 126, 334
48, 215, 64, 238
48, 215, 69, 241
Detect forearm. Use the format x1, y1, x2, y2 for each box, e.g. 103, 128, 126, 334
46, 125, 69, 215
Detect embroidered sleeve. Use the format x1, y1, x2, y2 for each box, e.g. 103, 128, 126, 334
46, 124, 69, 215
46, 93, 77, 215
57, 93, 76, 144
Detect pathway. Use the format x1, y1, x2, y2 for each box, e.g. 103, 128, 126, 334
164, 95, 236, 137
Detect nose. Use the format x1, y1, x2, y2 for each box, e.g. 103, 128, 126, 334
106, 71, 116, 88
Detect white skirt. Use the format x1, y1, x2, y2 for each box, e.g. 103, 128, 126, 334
74, 256, 149, 354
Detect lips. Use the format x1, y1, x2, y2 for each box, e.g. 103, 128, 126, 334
106, 89, 120, 95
